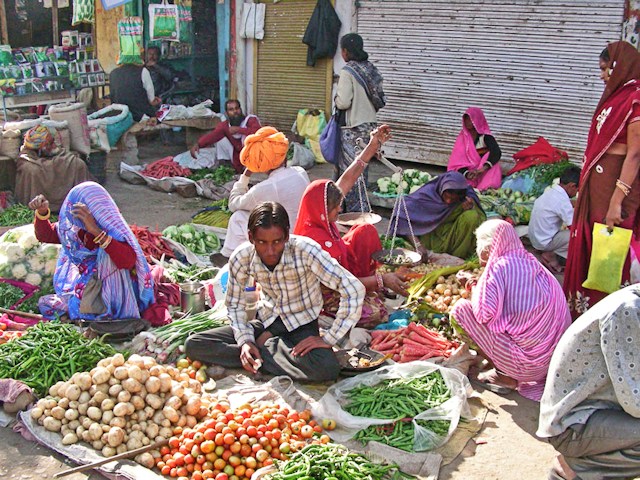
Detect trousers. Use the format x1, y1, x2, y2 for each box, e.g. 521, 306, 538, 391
547, 409, 640, 480
184, 317, 341, 383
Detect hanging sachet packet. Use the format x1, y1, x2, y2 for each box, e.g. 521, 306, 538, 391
582, 223, 632, 294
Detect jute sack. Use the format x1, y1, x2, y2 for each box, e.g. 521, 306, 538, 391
48, 102, 90, 155
0, 129, 21, 159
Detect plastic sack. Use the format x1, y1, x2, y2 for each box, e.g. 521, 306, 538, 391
295, 109, 327, 142
176, 0, 192, 43
117, 17, 144, 65
289, 142, 315, 170
88, 104, 134, 149
72, 0, 94, 25
240, 2, 266, 40
582, 223, 632, 294
0, 225, 61, 286
319, 112, 341, 165
312, 362, 472, 451
149, 1, 180, 42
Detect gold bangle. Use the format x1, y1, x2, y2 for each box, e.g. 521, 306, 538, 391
616, 179, 631, 197
94, 230, 107, 243
99, 235, 112, 249
35, 209, 50, 221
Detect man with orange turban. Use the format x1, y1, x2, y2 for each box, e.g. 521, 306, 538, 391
210, 126, 310, 266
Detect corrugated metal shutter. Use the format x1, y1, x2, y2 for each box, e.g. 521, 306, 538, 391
357, 0, 624, 166
255, 0, 332, 133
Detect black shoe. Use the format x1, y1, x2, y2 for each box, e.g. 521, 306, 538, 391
210, 253, 229, 267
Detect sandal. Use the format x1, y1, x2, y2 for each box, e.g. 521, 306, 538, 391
470, 378, 513, 395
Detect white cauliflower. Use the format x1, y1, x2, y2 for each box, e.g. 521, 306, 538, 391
400, 180, 410, 194
1, 244, 25, 262
28, 255, 45, 272
25, 272, 42, 286
404, 168, 419, 179
40, 244, 60, 260
377, 177, 392, 194
17, 233, 39, 251
11, 263, 28, 280
44, 259, 58, 276
391, 172, 403, 185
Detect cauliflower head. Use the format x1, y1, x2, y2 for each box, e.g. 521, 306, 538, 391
25, 272, 42, 286
1, 244, 25, 262
44, 259, 58, 276
17, 233, 39, 251
27, 255, 45, 272
11, 263, 28, 280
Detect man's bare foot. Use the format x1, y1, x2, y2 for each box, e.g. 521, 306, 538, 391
541, 251, 564, 273
552, 455, 577, 480
477, 368, 518, 390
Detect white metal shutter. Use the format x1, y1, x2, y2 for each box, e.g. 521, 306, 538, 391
357, 0, 624, 166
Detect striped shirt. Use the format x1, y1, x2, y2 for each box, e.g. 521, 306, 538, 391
226, 235, 365, 347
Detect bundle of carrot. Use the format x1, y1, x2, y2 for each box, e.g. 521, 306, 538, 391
370, 322, 459, 363
129, 224, 175, 261
141, 157, 192, 179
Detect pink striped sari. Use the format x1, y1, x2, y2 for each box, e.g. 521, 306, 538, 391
451, 220, 570, 401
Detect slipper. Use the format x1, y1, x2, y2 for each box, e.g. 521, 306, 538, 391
540, 256, 564, 274
470, 378, 513, 395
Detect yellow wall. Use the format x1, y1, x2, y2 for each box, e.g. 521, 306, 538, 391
95, 1, 124, 74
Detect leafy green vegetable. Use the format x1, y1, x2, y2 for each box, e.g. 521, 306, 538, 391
0, 282, 25, 309
187, 166, 236, 184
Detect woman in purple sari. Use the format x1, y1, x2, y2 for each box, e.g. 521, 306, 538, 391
396, 171, 486, 259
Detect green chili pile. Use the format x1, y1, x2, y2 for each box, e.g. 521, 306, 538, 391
0, 321, 120, 396
0, 204, 57, 227
266, 443, 414, 480
344, 372, 452, 451
0, 282, 25, 309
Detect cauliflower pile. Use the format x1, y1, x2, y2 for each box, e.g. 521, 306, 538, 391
0, 225, 60, 286
376, 169, 433, 195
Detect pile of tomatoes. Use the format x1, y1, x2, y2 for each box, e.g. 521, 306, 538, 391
154, 399, 332, 480
0, 323, 25, 345
176, 358, 208, 383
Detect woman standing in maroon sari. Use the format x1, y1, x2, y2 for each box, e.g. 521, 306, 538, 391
564, 41, 640, 317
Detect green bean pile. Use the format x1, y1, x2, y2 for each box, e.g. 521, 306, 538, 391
0, 204, 57, 227
266, 443, 414, 480
0, 321, 120, 396
344, 372, 452, 451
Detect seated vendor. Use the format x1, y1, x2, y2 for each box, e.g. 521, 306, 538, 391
189, 99, 261, 173
145, 46, 176, 100
447, 107, 502, 190
538, 284, 640, 480
15, 125, 91, 211
212, 126, 310, 265
185, 201, 365, 382
395, 170, 485, 259
293, 125, 409, 328
109, 56, 161, 122
28, 182, 155, 321
528, 166, 580, 273
451, 219, 571, 401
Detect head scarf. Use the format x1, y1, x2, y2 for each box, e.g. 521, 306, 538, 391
239, 126, 289, 173
596, 41, 640, 116
447, 107, 493, 172
53, 182, 154, 320
23, 125, 54, 151
395, 171, 482, 236
293, 179, 350, 267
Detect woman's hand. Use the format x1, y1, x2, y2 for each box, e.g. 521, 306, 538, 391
382, 273, 409, 297
605, 201, 623, 230
28, 195, 49, 216
370, 124, 392, 147
71, 203, 101, 236
461, 196, 475, 211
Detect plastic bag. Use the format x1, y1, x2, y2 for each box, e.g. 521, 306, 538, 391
312, 362, 473, 451
149, 1, 180, 42
240, 2, 265, 40
176, 0, 192, 43
117, 17, 144, 65
0, 225, 61, 286
289, 142, 315, 170
72, 0, 94, 25
582, 223, 632, 294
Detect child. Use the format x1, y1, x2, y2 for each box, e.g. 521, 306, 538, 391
528, 166, 581, 273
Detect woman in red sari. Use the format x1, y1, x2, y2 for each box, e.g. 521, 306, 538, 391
564, 41, 640, 317
294, 126, 409, 328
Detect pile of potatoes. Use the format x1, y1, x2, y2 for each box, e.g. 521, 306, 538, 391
423, 268, 485, 313
30, 353, 216, 466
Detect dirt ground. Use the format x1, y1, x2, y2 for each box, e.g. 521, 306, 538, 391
0, 135, 559, 479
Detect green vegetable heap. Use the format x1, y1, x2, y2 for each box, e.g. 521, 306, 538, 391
0, 204, 57, 227
0, 282, 25, 309
0, 321, 120, 396
187, 166, 236, 185
266, 443, 414, 480
162, 224, 220, 255
377, 169, 432, 195
345, 372, 452, 451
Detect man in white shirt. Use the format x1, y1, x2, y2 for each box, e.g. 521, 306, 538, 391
528, 166, 581, 273
211, 128, 310, 265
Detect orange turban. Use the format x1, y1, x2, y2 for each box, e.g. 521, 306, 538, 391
240, 126, 289, 173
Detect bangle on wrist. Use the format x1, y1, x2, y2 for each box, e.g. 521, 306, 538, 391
616, 179, 631, 197
375, 273, 384, 291
94, 230, 107, 244
466, 280, 477, 291
35, 209, 51, 221
99, 235, 112, 249
356, 157, 368, 168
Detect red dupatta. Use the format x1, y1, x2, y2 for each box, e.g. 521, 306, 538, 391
293, 179, 350, 269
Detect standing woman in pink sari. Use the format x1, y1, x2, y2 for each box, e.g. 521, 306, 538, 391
447, 107, 502, 191
564, 42, 640, 318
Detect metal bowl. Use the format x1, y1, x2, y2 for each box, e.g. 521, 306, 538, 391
372, 248, 422, 267
336, 212, 382, 227
336, 348, 391, 376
